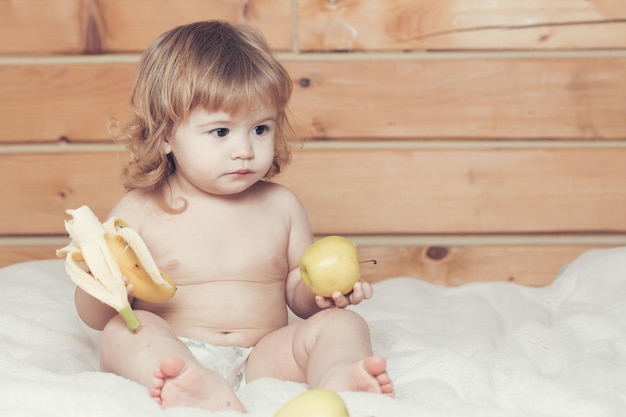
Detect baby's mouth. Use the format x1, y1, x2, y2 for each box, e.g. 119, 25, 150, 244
234, 169, 252, 175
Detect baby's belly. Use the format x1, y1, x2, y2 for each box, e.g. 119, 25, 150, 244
134, 280, 288, 347
168, 320, 281, 347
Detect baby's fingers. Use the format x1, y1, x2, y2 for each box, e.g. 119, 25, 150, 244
331, 291, 350, 308
347, 281, 373, 305
348, 282, 364, 304
315, 295, 333, 309
361, 280, 374, 299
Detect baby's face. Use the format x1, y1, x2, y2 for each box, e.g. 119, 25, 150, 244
163, 105, 277, 197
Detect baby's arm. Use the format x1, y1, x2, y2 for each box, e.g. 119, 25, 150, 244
281, 185, 374, 316
283, 197, 319, 318
285, 266, 320, 319
275, 184, 320, 318
74, 287, 119, 330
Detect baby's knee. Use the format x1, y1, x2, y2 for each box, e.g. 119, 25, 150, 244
101, 310, 160, 345
101, 313, 129, 339
314, 308, 369, 330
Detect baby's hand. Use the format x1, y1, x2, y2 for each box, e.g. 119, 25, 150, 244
315, 279, 373, 309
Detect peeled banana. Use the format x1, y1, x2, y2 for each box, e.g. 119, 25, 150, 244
56, 205, 176, 332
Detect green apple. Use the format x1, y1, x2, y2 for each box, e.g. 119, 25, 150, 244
274, 389, 350, 417
299, 236, 360, 297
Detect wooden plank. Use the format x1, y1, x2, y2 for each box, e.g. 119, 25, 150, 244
2, 58, 625, 142
0, 246, 62, 268
287, 58, 626, 140
0, 63, 134, 142
3, 147, 626, 235
357, 245, 605, 286
0, 151, 127, 234
278, 148, 626, 234
0, 243, 606, 287
4, 1, 625, 54
298, 0, 626, 51
94, 0, 293, 53
0, 0, 292, 55
0, 0, 83, 54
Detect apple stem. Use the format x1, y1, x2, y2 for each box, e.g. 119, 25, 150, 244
359, 259, 378, 265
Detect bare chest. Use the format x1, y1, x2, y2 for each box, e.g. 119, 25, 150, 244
139, 208, 290, 285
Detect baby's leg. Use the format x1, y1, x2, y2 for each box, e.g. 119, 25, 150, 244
100, 310, 245, 412
247, 309, 394, 396
300, 309, 394, 395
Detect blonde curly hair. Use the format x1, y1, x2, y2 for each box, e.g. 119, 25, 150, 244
115, 20, 295, 210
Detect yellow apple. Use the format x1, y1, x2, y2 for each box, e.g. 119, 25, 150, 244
274, 389, 350, 417
299, 236, 360, 297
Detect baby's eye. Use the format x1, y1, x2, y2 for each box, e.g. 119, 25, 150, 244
253, 125, 269, 136
210, 128, 229, 138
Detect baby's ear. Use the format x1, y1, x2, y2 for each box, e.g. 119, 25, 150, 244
161, 139, 172, 155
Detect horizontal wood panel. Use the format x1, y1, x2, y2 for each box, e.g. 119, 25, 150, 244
0, 151, 128, 234
0, 0, 82, 55
298, 0, 626, 51
0, 243, 606, 287
357, 245, 605, 286
0, 0, 292, 55
279, 148, 626, 234
4, 1, 626, 54
0, 63, 134, 142
3, 147, 626, 235
288, 58, 626, 140
0, 246, 61, 268
1, 58, 625, 142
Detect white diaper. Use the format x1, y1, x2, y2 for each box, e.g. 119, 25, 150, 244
179, 337, 252, 391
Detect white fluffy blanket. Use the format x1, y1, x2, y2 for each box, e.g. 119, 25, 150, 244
1, 248, 626, 416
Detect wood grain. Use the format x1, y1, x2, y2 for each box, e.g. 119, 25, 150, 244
0, 0, 292, 54
298, 0, 626, 51
3, 147, 626, 235
0, 63, 134, 142
277, 147, 626, 234
287, 58, 626, 140
0, 246, 62, 268
0, 151, 127, 234
2, 58, 625, 142
4, 0, 625, 54
357, 245, 603, 286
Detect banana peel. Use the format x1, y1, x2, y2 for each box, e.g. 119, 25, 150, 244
56, 205, 176, 332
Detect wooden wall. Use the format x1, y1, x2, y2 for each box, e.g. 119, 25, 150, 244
1, 0, 625, 286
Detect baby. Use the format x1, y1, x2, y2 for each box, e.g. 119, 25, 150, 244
73, 20, 394, 412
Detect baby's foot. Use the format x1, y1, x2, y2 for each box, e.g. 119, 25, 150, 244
320, 356, 395, 397
151, 357, 246, 412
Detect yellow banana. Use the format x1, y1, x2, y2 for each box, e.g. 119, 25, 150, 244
102, 218, 176, 303
56, 205, 176, 332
